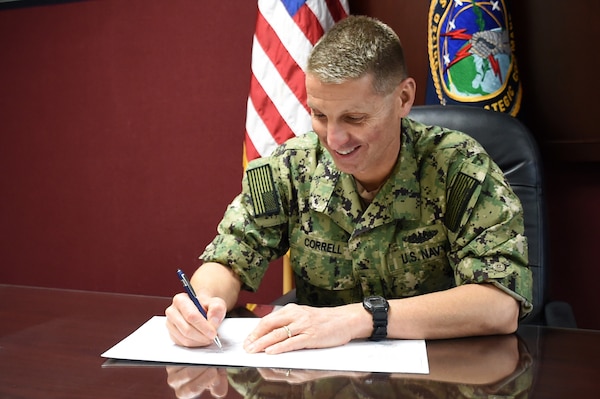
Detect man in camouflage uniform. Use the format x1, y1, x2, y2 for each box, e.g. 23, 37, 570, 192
166, 16, 533, 354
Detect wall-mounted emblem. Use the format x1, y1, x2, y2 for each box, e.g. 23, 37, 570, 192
427, 0, 521, 116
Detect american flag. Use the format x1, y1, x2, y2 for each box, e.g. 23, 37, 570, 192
243, 0, 349, 166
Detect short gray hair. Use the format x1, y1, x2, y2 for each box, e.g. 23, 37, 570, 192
307, 15, 407, 95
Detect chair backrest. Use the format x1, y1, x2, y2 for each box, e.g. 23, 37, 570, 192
408, 105, 546, 323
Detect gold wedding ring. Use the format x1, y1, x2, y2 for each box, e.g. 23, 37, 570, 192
283, 325, 292, 338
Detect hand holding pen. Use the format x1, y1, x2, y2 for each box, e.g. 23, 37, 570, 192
177, 269, 223, 349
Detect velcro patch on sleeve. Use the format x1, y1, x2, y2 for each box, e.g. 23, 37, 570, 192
446, 172, 479, 232
247, 164, 281, 217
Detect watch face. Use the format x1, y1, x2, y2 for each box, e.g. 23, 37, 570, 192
365, 296, 388, 310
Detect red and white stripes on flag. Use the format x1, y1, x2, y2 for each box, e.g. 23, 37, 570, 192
243, 0, 349, 167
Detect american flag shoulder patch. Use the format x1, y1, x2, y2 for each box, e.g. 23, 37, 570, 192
446, 172, 479, 232
247, 164, 281, 217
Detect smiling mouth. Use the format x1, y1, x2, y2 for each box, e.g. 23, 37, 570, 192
336, 146, 359, 155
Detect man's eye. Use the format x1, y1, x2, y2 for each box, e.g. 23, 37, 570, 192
346, 116, 365, 124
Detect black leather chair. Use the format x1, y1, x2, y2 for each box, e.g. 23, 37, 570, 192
274, 105, 576, 328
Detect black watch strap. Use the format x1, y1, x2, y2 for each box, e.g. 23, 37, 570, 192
370, 307, 388, 341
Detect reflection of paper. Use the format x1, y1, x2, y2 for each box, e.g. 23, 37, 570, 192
102, 316, 429, 374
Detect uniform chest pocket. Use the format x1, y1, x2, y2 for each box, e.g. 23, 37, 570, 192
290, 231, 355, 291
386, 224, 453, 295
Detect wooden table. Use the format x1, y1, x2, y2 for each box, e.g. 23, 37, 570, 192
1, 284, 599, 398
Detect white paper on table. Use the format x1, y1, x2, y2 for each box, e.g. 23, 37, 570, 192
101, 316, 429, 374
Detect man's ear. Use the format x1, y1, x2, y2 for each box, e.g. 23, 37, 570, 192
397, 77, 416, 116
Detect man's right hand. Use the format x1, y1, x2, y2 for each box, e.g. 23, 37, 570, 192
165, 292, 226, 347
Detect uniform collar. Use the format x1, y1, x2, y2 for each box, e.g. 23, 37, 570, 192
309, 119, 421, 235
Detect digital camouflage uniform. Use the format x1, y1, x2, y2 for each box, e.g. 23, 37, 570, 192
201, 117, 533, 317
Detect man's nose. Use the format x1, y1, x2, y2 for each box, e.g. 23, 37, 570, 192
326, 123, 350, 149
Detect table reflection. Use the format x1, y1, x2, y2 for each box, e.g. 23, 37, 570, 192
165, 333, 533, 398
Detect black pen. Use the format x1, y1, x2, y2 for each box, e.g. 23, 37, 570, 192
176, 269, 223, 349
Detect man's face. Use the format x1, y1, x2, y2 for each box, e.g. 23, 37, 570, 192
306, 73, 413, 190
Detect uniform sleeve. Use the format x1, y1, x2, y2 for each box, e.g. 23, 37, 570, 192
445, 150, 534, 319
200, 156, 290, 292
